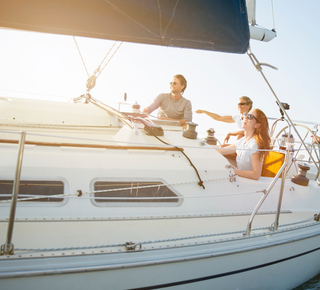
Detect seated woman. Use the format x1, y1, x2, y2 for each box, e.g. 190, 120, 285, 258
217, 108, 271, 180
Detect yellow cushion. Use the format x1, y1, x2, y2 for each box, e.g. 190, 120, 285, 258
261, 151, 285, 177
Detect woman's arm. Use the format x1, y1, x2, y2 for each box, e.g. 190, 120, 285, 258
224, 130, 244, 144
233, 153, 262, 180
216, 143, 236, 156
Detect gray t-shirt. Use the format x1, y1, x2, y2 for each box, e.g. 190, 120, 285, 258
147, 93, 192, 122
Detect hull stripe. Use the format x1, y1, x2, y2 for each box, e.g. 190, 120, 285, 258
129, 246, 320, 289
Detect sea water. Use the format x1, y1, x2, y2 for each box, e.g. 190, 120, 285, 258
293, 273, 320, 289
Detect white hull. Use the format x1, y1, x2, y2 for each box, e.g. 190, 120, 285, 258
0, 97, 319, 289
2, 223, 320, 289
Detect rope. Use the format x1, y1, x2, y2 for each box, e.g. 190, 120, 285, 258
247, 49, 320, 174
157, 0, 180, 40
157, 0, 163, 37
73, 36, 90, 77
103, 0, 157, 36
1, 177, 246, 204
85, 42, 123, 92
94, 42, 123, 78
153, 135, 205, 189
0, 175, 268, 204
73, 36, 123, 92
0, 192, 79, 203
271, 0, 276, 31
1, 128, 315, 155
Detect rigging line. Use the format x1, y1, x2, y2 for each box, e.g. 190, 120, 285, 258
74, 36, 122, 86
153, 135, 205, 189
157, 0, 163, 37
73, 36, 89, 77
247, 50, 319, 175
83, 41, 122, 92
162, 0, 180, 39
271, 0, 276, 31
2, 185, 257, 204
97, 41, 118, 72
96, 42, 123, 78
88, 97, 133, 129
103, 0, 159, 37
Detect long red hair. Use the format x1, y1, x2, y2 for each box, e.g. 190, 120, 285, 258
253, 108, 271, 159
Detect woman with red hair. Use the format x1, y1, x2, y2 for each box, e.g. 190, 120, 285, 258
217, 108, 271, 180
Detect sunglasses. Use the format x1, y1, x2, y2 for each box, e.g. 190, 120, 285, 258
243, 112, 259, 122
170, 82, 178, 85
238, 102, 248, 106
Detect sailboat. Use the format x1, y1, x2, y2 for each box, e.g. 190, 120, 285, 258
0, 1, 319, 289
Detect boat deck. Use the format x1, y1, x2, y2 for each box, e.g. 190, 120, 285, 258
0, 210, 318, 258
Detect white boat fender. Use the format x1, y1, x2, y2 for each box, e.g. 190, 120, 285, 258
291, 163, 310, 186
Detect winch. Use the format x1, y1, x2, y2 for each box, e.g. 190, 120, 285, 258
291, 163, 310, 186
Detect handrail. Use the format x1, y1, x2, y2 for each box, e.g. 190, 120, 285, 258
246, 49, 320, 234
272, 123, 320, 179
248, 50, 320, 178
88, 96, 134, 129
273, 151, 291, 231
245, 122, 293, 235
270, 121, 292, 231
0, 132, 26, 255
0, 139, 182, 152
245, 158, 287, 235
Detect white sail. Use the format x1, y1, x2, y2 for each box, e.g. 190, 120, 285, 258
246, 0, 256, 25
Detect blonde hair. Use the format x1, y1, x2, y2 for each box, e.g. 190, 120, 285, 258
240, 96, 253, 110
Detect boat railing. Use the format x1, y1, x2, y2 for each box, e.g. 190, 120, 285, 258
243, 116, 291, 235
0, 126, 317, 254
86, 95, 183, 131
248, 50, 319, 178
245, 154, 288, 235
245, 115, 320, 235
1, 132, 25, 255
270, 117, 320, 179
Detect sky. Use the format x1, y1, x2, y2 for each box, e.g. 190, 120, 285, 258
0, 0, 319, 140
